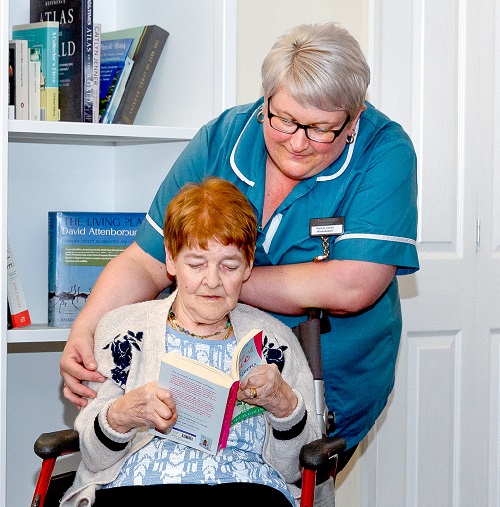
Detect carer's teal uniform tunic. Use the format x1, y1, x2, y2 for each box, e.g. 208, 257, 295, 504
135, 98, 419, 449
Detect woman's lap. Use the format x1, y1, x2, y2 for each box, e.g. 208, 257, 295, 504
94, 482, 292, 506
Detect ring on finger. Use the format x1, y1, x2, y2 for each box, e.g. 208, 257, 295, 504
249, 387, 257, 399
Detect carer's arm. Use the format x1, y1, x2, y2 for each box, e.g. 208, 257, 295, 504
239, 259, 396, 316
60, 242, 170, 406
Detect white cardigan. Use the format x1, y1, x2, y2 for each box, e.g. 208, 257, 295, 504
61, 292, 334, 506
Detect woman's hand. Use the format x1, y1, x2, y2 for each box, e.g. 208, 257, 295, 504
60, 325, 105, 408
107, 382, 178, 434
237, 364, 297, 419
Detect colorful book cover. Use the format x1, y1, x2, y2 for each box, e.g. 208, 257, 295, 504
12, 22, 59, 121
106, 25, 169, 125
98, 37, 134, 122
48, 211, 145, 327
31, 0, 93, 122
100, 57, 133, 124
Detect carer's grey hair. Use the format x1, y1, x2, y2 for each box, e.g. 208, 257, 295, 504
261, 23, 370, 118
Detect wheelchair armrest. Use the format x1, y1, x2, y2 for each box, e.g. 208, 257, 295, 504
299, 435, 346, 470
34, 429, 80, 460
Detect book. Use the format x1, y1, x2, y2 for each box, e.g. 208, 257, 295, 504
48, 211, 145, 327
8, 40, 29, 120
92, 23, 101, 123
30, 0, 94, 122
100, 57, 133, 124
12, 21, 59, 121
8, 45, 16, 118
98, 37, 134, 122
104, 25, 169, 125
7, 237, 32, 328
7, 302, 13, 330
28, 53, 41, 120
152, 329, 265, 455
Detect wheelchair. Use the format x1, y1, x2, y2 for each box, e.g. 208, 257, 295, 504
31, 309, 347, 507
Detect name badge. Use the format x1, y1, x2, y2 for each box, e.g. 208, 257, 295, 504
309, 217, 344, 237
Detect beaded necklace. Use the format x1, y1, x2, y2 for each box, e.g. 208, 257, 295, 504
167, 308, 233, 340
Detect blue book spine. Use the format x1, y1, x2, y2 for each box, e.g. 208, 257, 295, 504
48, 211, 145, 327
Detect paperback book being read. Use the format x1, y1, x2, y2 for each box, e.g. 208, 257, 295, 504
48, 211, 145, 327
152, 329, 265, 455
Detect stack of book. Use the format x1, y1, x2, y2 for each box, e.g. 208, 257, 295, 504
9, 0, 169, 124
99, 25, 169, 124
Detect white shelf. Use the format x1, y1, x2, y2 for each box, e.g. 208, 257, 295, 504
8, 120, 197, 145
7, 324, 70, 344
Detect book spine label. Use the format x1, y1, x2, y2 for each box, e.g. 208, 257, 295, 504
7, 238, 31, 328
92, 23, 101, 123
83, 0, 94, 122
29, 59, 41, 121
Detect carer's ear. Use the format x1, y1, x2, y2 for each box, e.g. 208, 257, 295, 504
165, 246, 176, 276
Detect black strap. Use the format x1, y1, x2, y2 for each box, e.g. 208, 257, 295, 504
94, 415, 129, 452
272, 410, 307, 440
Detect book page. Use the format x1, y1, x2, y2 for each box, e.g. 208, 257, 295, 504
153, 361, 233, 455
235, 330, 263, 380
231, 330, 265, 425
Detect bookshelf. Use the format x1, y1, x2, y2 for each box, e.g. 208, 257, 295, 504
1, 1, 237, 505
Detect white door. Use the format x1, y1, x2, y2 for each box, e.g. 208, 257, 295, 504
336, 1, 499, 505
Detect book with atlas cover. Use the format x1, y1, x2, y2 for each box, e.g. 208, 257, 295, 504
151, 329, 265, 455
31, 0, 94, 122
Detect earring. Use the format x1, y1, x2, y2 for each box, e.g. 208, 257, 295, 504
346, 133, 356, 144
257, 108, 264, 123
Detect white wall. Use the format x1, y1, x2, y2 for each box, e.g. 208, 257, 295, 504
236, 0, 368, 105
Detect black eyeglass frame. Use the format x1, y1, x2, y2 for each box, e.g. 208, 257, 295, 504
266, 98, 350, 144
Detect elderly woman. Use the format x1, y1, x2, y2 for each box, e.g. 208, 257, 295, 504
62, 22, 419, 472
60, 178, 331, 507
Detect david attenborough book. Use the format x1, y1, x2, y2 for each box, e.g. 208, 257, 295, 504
31, 0, 94, 122
151, 329, 265, 455
48, 211, 145, 327
12, 21, 59, 121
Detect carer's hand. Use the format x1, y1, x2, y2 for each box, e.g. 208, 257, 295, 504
60, 325, 105, 408
107, 382, 178, 434
237, 364, 298, 419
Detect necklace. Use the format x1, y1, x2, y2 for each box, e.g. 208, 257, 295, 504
168, 308, 233, 340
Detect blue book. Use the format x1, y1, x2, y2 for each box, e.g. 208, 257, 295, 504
31, 0, 94, 122
100, 57, 134, 124
48, 211, 145, 327
98, 37, 134, 122
12, 21, 59, 121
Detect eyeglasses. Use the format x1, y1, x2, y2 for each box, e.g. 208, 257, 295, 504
267, 98, 350, 144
